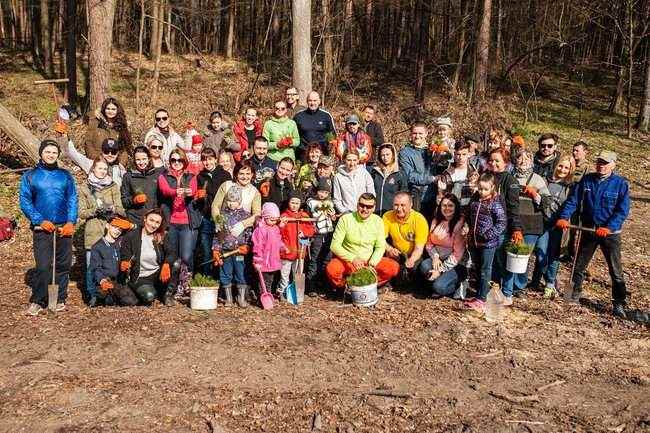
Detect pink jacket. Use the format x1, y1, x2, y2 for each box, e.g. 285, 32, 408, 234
252, 203, 284, 272
426, 218, 466, 272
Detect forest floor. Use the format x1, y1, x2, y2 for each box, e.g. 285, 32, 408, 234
0, 50, 649, 433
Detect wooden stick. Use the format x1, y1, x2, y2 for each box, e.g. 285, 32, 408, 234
489, 391, 540, 404
34, 78, 70, 84
12, 359, 66, 368
364, 390, 412, 399
568, 224, 595, 232
504, 420, 545, 425
536, 380, 565, 392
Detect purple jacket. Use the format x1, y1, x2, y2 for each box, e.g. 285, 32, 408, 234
466, 194, 507, 248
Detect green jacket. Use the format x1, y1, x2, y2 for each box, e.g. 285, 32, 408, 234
330, 212, 386, 266
79, 182, 124, 250
262, 117, 300, 161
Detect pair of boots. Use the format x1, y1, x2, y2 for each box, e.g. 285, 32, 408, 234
222, 284, 249, 307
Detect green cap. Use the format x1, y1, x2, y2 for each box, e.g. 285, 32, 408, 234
595, 150, 617, 163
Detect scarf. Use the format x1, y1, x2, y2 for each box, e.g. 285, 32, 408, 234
87, 172, 113, 190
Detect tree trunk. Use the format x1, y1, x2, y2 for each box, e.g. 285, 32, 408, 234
64, 0, 77, 106
494, 0, 503, 73
473, 0, 492, 99
149, 0, 159, 57
225, 0, 235, 58
0, 102, 42, 163
136, 0, 144, 111
322, 0, 333, 101
451, 0, 467, 93
365, 0, 373, 60
86, 0, 116, 113
212, 0, 221, 54
39, 0, 52, 76
343, 0, 352, 73
414, 0, 429, 103
292, 0, 311, 105
164, 2, 173, 54
637, 47, 650, 132
152, 0, 164, 98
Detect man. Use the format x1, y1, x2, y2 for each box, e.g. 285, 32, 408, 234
572, 141, 590, 183
249, 136, 277, 186
437, 141, 478, 209
533, 133, 561, 179
556, 150, 631, 318
464, 133, 483, 172
293, 91, 336, 160
362, 105, 385, 163
383, 192, 428, 278
19, 139, 78, 316
144, 108, 185, 164
317, 154, 337, 180
327, 193, 400, 290
285, 87, 306, 118
262, 100, 300, 161
333, 114, 373, 164
260, 157, 295, 209
398, 122, 436, 215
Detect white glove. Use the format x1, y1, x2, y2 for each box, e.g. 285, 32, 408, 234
230, 222, 245, 238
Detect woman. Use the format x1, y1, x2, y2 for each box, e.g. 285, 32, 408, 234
502, 149, 550, 300
332, 150, 375, 214
78, 159, 124, 306
418, 194, 466, 297
369, 143, 406, 215
145, 132, 166, 168
67, 138, 126, 186
118, 208, 177, 306
84, 97, 132, 166
232, 107, 262, 162
121, 146, 163, 225
218, 149, 235, 178
212, 160, 261, 230
157, 148, 203, 294
204, 111, 239, 154
532, 155, 575, 298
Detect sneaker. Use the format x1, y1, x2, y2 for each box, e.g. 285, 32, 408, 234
612, 303, 627, 319
463, 298, 486, 313
26, 303, 43, 316
513, 290, 527, 298
56, 303, 66, 312
503, 296, 513, 306
543, 286, 557, 299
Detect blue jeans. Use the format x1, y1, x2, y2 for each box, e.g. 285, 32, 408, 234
167, 224, 198, 271
469, 245, 497, 301
502, 234, 539, 297
220, 255, 247, 286
198, 218, 216, 276
531, 227, 563, 288
85, 250, 97, 298
418, 259, 463, 296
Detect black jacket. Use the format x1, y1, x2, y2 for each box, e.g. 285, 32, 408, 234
494, 171, 522, 234
196, 166, 231, 217
262, 175, 294, 211
369, 165, 407, 215
119, 227, 176, 283
251, 155, 277, 186
120, 166, 163, 225
293, 108, 336, 149
533, 151, 561, 180
365, 120, 385, 148
89, 237, 120, 285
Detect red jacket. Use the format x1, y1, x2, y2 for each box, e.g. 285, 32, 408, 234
334, 130, 373, 164
280, 209, 315, 261
232, 118, 263, 162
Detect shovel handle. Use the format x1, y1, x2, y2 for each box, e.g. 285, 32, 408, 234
568, 225, 596, 233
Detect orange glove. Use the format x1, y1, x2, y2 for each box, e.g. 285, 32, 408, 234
160, 263, 171, 283
99, 279, 114, 294
511, 230, 524, 244
120, 260, 131, 272
54, 121, 68, 135
259, 181, 270, 198
595, 227, 611, 238
133, 194, 147, 205
523, 186, 538, 198
59, 222, 74, 237
195, 189, 207, 199
556, 219, 570, 230
237, 245, 250, 255
40, 220, 56, 233
212, 250, 223, 266
437, 143, 449, 153
428, 143, 439, 153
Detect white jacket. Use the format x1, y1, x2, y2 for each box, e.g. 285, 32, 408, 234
144, 126, 186, 166
332, 166, 375, 214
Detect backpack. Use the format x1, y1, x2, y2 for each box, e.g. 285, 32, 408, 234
0, 217, 16, 241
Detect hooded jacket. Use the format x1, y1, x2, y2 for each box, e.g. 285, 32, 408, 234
79, 180, 124, 249
369, 144, 407, 215
84, 109, 132, 166
262, 116, 301, 161
20, 162, 78, 227
542, 177, 573, 225
332, 165, 375, 214
493, 170, 523, 234
280, 209, 315, 261
466, 194, 507, 249
232, 118, 263, 162
203, 123, 239, 154
120, 165, 163, 225
262, 175, 295, 210
196, 166, 232, 217
252, 203, 284, 272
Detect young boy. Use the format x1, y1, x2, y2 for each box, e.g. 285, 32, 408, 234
279, 191, 315, 297
305, 177, 337, 296
88, 215, 134, 307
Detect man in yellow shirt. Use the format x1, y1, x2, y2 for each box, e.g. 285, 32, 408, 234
383, 192, 429, 277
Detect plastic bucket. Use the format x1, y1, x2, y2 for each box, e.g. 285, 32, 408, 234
349, 283, 378, 307
506, 252, 530, 274
190, 286, 219, 310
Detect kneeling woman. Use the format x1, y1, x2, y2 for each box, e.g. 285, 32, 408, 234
118, 209, 177, 305
418, 193, 467, 297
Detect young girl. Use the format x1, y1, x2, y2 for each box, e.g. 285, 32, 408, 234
252, 203, 284, 300
279, 192, 315, 297
296, 143, 322, 192
305, 177, 337, 296
232, 107, 262, 161
463, 173, 507, 313
212, 185, 253, 307
186, 134, 204, 175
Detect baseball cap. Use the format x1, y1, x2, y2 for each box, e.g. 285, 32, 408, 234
595, 150, 617, 163
345, 114, 360, 124
318, 155, 337, 167
101, 138, 120, 153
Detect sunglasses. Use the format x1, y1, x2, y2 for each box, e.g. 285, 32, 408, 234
275, 106, 287, 110
149, 145, 163, 150
540, 143, 555, 149
103, 149, 118, 155
170, 158, 183, 163
155, 116, 168, 121
358, 202, 375, 210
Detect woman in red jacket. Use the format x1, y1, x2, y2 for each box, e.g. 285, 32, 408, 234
232, 107, 262, 162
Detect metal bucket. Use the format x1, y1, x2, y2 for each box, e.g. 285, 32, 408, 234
506, 252, 530, 274
349, 283, 378, 307
190, 286, 219, 310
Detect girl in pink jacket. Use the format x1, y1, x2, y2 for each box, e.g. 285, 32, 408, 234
252, 202, 285, 298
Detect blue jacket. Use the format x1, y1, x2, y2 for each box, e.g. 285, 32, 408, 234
559, 172, 630, 232
293, 108, 336, 149
89, 237, 120, 284
19, 162, 78, 226
398, 144, 435, 204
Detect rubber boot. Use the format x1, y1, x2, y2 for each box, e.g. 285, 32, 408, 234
222, 284, 233, 306
236, 284, 249, 308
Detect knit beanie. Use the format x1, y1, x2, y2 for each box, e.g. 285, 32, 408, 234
39, 139, 60, 157
192, 134, 203, 145
225, 184, 243, 204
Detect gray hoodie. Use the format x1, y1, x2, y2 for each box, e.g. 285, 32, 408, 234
332, 165, 375, 214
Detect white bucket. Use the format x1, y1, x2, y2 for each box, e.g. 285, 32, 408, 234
349, 283, 378, 307
506, 252, 531, 274
190, 286, 219, 310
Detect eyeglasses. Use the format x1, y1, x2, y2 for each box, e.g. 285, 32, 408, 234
155, 116, 168, 122
286, 93, 298, 96
149, 145, 163, 150
275, 106, 287, 110
540, 143, 555, 149
170, 158, 183, 163
358, 202, 375, 210
103, 149, 118, 155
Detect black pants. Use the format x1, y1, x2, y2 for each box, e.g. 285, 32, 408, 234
573, 232, 626, 305
305, 232, 332, 283
31, 230, 72, 306
117, 269, 178, 306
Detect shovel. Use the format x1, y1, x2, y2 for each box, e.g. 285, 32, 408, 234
47, 231, 58, 314
256, 266, 274, 310
293, 239, 309, 304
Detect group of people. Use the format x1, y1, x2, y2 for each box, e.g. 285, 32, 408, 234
18, 87, 632, 319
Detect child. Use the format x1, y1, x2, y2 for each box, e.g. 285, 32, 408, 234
186, 134, 204, 175
279, 191, 315, 297
296, 143, 322, 193
305, 177, 337, 296
88, 216, 135, 307
252, 202, 284, 300
463, 173, 507, 313
212, 185, 252, 307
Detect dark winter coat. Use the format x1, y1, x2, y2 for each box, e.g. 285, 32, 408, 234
19, 162, 78, 227
89, 237, 120, 285
493, 170, 522, 234
119, 227, 176, 284
533, 150, 561, 180
466, 195, 507, 249
368, 144, 407, 215
261, 175, 295, 211
84, 109, 132, 166
120, 166, 164, 225
293, 108, 336, 150
196, 166, 232, 217
250, 155, 277, 186
364, 120, 385, 148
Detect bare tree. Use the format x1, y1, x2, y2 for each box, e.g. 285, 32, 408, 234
86, 0, 116, 112
637, 47, 650, 132
292, 0, 312, 104
474, 0, 492, 99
